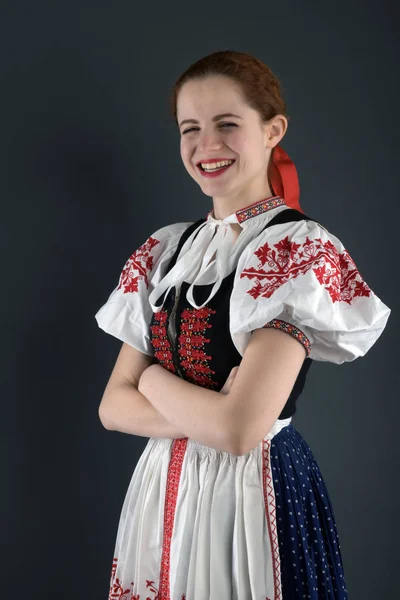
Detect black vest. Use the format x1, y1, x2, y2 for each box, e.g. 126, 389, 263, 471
149, 208, 316, 419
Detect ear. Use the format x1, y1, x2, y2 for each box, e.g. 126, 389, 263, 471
264, 114, 288, 149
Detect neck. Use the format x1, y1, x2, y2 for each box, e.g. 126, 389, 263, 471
211, 181, 274, 221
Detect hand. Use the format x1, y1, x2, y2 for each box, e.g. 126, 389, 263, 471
220, 366, 239, 395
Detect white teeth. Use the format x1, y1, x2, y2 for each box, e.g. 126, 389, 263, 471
201, 159, 234, 171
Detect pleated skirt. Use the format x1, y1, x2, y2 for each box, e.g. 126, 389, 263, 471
107, 418, 348, 599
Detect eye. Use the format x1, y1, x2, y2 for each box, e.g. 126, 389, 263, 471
182, 122, 238, 135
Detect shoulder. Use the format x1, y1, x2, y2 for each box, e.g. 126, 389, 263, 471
114, 220, 194, 294
150, 220, 196, 238
128, 220, 195, 264
242, 215, 343, 261
145, 220, 196, 248
236, 216, 358, 307
230, 214, 391, 363
236, 216, 349, 283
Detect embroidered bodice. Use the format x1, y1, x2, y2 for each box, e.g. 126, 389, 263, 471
95, 195, 391, 418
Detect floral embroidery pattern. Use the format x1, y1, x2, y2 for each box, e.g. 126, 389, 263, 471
107, 556, 271, 599
241, 235, 371, 304
117, 236, 160, 294
150, 310, 176, 373
236, 196, 285, 224
108, 440, 278, 600
108, 557, 187, 600
264, 319, 311, 356
177, 306, 218, 389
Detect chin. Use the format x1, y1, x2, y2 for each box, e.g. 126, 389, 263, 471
199, 188, 214, 198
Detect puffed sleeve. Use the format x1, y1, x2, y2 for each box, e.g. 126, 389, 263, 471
230, 219, 391, 364
95, 221, 193, 355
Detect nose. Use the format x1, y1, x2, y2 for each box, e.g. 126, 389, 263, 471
198, 129, 224, 152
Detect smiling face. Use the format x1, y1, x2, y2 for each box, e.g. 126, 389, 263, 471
177, 75, 287, 217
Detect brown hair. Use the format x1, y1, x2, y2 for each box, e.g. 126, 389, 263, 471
169, 49, 290, 129
168, 49, 302, 213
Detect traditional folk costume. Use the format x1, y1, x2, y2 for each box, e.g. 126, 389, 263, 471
96, 146, 391, 599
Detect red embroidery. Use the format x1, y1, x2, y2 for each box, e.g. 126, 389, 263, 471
117, 236, 160, 294
158, 438, 188, 599
264, 319, 311, 355
178, 307, 219, 389
262, 440, 282, 599
241, 234, 371, 304
109, 558, 187, 600
150, 310, 176, 374
109, 439, 278, 599
236, 196, 286, 223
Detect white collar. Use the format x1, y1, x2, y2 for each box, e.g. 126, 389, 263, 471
148, 196, 288, 311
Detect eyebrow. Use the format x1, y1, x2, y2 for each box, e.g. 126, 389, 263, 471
179, 113, 243, 128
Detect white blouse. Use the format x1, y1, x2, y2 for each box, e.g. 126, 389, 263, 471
95, 196, 391, 364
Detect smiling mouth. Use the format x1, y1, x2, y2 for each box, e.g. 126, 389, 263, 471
197, 160, 236, 171
196, 161, 236, 179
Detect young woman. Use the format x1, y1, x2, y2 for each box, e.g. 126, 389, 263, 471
95, 50, 391, 599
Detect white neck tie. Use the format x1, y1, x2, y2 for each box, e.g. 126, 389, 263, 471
148, 214, 238, 311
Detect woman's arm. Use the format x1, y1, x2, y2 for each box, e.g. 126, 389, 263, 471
100, 380, 188, 439
140, 327, 306, 456
98, 342, 187, 438
139, 363, 239, 454
99, 344, 237, 440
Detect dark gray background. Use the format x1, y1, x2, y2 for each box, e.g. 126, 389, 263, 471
2, 1, 398, 598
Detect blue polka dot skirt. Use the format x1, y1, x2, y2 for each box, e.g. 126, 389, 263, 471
272, 423, 348, 598
107, 418, 348, 599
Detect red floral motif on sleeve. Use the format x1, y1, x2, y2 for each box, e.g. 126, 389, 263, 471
241, 235, 371, 304
117, 236, 160, 294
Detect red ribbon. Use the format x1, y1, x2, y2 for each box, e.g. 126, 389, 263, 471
268, 145, 303, 214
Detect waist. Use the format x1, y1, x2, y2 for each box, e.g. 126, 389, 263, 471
181, 416, 293, 458
264, 416, 292, 440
